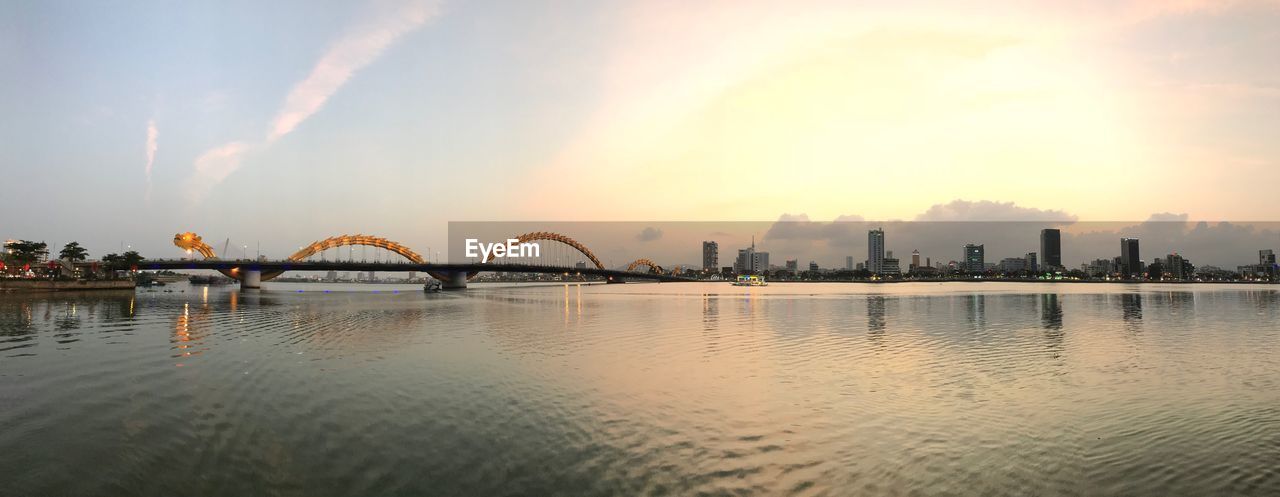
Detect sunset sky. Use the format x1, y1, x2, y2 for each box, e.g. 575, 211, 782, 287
2, 0, 1278, 258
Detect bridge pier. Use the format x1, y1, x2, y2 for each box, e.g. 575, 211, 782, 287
438, 271, 468, 290
240, 269, 262, 290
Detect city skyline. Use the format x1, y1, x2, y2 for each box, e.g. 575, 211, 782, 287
5, 1, 1280, 259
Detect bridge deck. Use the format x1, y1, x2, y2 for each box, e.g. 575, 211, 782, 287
139, 260, 694, 282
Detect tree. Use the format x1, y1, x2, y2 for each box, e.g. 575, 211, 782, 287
122, 251, 144, 269
101, 253, 123, 270
4, 240, 48, 266
59, 241, 88, 262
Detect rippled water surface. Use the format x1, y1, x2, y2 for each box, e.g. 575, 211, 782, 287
2, 282, 1278, 496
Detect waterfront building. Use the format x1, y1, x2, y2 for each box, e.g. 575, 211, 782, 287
963, 244, 985, 273
999, 257, 1026, 274
702, 241, 718, 271
911, 250, 920, 270
868, 229, 885, 274
845, 256, 854, 271
1121, 238, 1141, 277
752, 252, 769, 273
786, 259, 798, 272
809, 261, 819, 271
1040, 229, 1062, 271
1261, 249, 1276, 266
1025, 252, 1038, 273
882, 251, 901, 276
1085, 258, 1114, 277
1165, 253, 1193, 280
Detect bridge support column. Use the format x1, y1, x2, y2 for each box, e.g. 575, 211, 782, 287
438, 271, 468, 290
240, 269, 262, 290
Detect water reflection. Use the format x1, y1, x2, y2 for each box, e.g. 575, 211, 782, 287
867, 295, 886, 332
1122, 293, 1143, 329
965, 294, 986, 330
1040, 294, 1062, 330
2, 283, 1279, 497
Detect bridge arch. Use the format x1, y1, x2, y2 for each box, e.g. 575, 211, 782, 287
626, 258, 664, 274
174, 232, 429, 282
467, 231, 604, 280
289, 235, 425, 263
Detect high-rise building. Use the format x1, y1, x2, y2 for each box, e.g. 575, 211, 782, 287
845, 256, 854, 271
785, 259, 798, 272
734, 237, 767, 273
702, 241, 718, 271
868, 228, 885, 274
1261, 249, 1276, 266
809, 261, 819, 271
752, 251, 769, 272
1025, 252, 1038, 273
1040, 229, 1062, 270
1121, 238, 1141, 277
963, 244, 985, 273
1165, 253, 1193, 280
911, 250, 921, 270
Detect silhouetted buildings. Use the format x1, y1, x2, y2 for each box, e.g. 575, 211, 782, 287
963, 244, 984, 273
701, 241, 718, 271
867, 228, 885, 274
1164, 253, 1193, 280
882, 251, 901, 276
734, 238, 768, 274
999, 257, 1026, 273
1239, 249, 1278, 279
1121, 238, 1141, 277
1040, 229, 1061, 271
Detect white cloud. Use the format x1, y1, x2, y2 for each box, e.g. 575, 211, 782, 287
914, 200, 1078, 222
188, 141, 252, 201
187, 0, 439, 201
267, 0, 438, 142
145, 119, 158, 198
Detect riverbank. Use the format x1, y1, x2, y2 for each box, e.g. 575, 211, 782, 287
0, 279, 136, 292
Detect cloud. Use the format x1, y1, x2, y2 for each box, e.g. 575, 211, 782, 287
914, 200, 1078, 222
187, 141, 252, 201
267, 0, 438, 142
635, 226, 664, 242
145, 119, 158, 198
186, 0, 439, 200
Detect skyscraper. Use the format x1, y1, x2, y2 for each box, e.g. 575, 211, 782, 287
734, 237, 767, 274
868, 228, 885, 274
1040, 228, 1061, 271
963, 244, 985, 273
911, 250, 920, 270
1121, 238, 1141, 277
845, 255, 854, 271
702, 241, 718, 271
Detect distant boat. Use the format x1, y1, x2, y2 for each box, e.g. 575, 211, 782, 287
732, 275, 767, 287
189, 275, 231, 285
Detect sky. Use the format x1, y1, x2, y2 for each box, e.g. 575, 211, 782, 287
2, 0, 1278, 261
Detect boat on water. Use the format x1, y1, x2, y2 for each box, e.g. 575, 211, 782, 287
731, 275, 768, 287
189, 275, 232, 285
